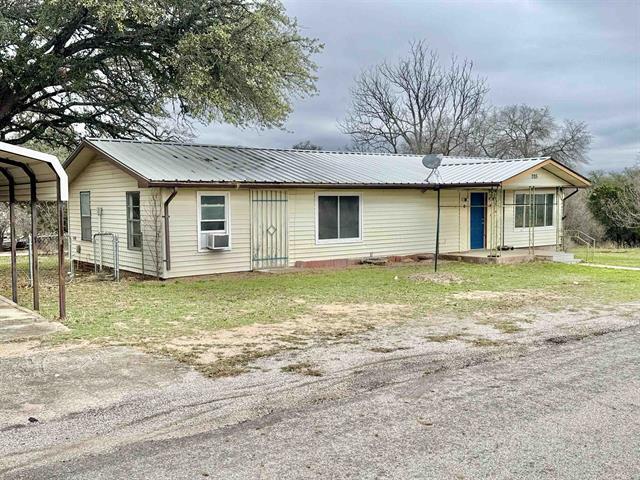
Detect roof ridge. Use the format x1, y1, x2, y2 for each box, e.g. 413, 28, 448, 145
83, 138, 548, 164
84, 137, 423, 158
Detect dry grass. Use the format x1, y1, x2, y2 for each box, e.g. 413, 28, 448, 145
281, 361, 323, 377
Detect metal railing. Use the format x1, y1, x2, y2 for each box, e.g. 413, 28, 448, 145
92, 232, 120, 281
564, 229, 596, 262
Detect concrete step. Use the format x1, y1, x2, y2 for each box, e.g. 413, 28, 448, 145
551, 252, 581, 264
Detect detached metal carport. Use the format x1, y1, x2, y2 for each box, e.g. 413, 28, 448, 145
0, 142, 68, 318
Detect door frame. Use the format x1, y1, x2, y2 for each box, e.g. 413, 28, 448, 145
469, 191, 487, 250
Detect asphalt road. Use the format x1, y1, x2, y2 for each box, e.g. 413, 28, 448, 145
2, 324, 638, 480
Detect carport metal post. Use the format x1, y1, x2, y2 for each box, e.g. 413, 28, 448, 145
0, 159, 40, 309
29, 172, 39, 310
45, 162, 66, 319
0, 167, 17, 302
56, 175, 66, 319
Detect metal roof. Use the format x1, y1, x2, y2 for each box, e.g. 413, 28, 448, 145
66, 138, 583, 188
0, 141, 68, 201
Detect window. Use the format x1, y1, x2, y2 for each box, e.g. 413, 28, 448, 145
317, 194, 361, 242
79, 191, 92, 241
514, 193, 554, 228
197, 192, 228, 249
126, 192, 142, 250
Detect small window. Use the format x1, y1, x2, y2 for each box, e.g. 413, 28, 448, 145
126, 192, 142, 250
317, 194, 361, 242
80, 191, 92, 241
198, 192, 228, 249
514, 192, 554, 228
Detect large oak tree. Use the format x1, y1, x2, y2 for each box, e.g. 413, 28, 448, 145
0, 0, 321, 149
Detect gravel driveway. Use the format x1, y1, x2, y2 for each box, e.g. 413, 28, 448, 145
1, 304, 639, 479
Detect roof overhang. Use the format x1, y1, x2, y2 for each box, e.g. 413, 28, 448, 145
0, 142, 68, 202
65, 139, 151, 187
65, 140, 590, 191
500, 158, 590, 188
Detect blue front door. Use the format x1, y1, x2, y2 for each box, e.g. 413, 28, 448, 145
470, 192, 486, 249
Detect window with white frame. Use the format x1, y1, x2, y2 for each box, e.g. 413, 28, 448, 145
126, 191, 142, 250
79, 191, 92, 241
317, 194, 361, 242
514, 192, 554, 228
197, 192, 228, 248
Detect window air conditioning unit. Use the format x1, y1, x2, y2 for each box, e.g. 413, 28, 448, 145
206, 233, 230, 250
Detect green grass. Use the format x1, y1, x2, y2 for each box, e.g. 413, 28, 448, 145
0, 255, 639, 346
571, 247, 640, 267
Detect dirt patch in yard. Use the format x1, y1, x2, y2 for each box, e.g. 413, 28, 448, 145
451, 289, 560, 302
158, 303, 413, 377
408, 272, 463, 284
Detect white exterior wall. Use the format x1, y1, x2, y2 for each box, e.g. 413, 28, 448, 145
68, 157, 162, 276
163, 188, 251, 278
499, 167, 569, 248
68, 160, 570, 278
501, 188, 563, 248
287, 188, 467, 264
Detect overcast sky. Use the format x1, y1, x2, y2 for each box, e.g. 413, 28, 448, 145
196, 0, 640, 171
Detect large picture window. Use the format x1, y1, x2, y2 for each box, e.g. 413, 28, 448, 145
514, 193, 554, 228
126, 191, 142, 250
197, 192, 228, 249
79, 191, 92, 241
317, 194, 361, 242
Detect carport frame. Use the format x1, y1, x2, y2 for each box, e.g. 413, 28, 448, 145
0, 143, 68, 319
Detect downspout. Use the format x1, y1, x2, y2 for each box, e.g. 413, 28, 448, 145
163, 188, 178, 272
501, 188, 506, 249
562, 187, 579, 220
434, 188, 441, 273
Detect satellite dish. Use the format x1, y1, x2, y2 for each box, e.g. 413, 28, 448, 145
422, 154, 442, 182
422, 154, 442, 169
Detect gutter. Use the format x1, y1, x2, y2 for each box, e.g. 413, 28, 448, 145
163, 188, 178, 272
147, 181, 501, 190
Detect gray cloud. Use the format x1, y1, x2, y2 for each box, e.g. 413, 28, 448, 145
196, 0, 639, 170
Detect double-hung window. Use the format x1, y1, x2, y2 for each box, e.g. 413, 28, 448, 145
79, 191, 92, 241
514, 193, 554, 228
126, 192, 142, 250
198, 192, 228, 249
316, 194, 361, 243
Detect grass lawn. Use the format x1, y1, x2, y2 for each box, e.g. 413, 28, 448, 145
1, 253, 639, 347
571, 247, 640, 267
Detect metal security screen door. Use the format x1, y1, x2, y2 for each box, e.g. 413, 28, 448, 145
251, 190, 289, 269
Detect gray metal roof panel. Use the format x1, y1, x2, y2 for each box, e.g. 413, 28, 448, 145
80, 138, 551, 186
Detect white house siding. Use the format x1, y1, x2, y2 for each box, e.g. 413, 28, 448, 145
501, 188, 563, 248
485, 167, 569, 249
163, 188, 251, 278
287, 188, 467, 265
68, 160, 571, 278
503, 166, 572, 189
68, 156, 161, 276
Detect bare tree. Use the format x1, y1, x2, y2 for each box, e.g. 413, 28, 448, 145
292, 141, 323, 150
340, 41, 488, 154
473, 105, 591, 166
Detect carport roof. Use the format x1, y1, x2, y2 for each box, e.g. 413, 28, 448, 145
0, 142, 68, 201
65, 138, 590, 188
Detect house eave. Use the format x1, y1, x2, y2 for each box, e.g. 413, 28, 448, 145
144, 180, 503, 190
